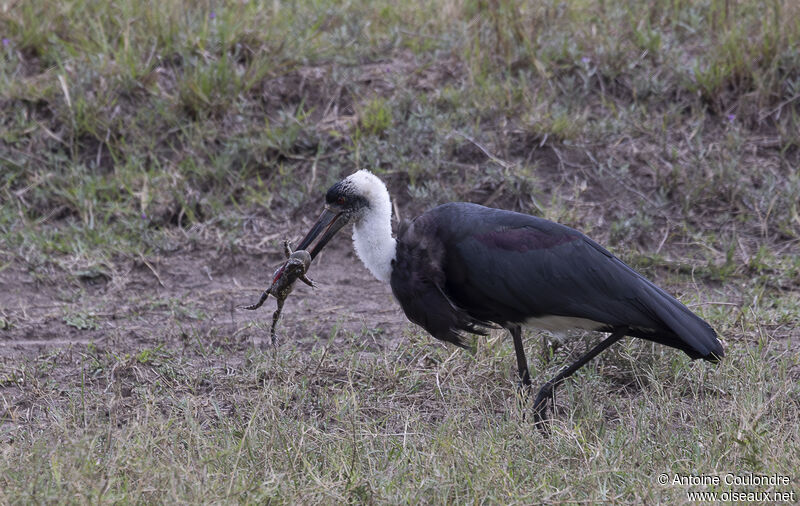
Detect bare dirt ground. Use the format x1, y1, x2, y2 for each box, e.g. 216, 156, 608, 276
0, 224, 410, 423
1, 241, 405, 350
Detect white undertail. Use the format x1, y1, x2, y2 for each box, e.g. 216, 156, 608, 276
347, 170, 396, 283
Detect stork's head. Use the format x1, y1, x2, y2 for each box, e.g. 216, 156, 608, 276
296, 170, 391, 259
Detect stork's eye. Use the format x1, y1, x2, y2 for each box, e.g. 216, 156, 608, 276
337, 196, 346, 205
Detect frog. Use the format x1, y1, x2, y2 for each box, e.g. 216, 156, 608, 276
243, 240, 315, 345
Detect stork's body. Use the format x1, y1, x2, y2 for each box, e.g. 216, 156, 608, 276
297, 170, 723, 425
392, 202, 721, 359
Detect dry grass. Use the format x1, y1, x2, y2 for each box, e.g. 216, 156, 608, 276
1, 0, 799, 503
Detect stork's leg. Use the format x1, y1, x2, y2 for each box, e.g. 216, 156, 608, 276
509, 324, 534, 418
243, 289, 270, 310
509, 324, 531, 387
533, 327, 627, 431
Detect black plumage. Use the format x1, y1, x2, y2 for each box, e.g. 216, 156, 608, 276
391, 202, 722, 362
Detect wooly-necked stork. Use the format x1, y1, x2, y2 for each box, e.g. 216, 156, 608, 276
297, 170, 724, 426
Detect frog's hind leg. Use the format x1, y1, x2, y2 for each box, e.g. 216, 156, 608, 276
283, 240, 292, 258
269, 297, 285, 346
243, 289, 270, 310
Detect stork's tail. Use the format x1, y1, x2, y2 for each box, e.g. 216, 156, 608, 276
641, 282, 724, 362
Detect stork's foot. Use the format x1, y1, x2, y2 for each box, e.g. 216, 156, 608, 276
532, 381, 556, 434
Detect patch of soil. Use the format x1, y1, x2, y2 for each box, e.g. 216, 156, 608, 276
0, 226, 410, 428
1, 239, 407, 357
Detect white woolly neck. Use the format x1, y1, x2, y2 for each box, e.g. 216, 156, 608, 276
346, 170, 396, 284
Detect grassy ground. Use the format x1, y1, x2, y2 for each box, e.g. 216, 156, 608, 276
1, 0, 799, 503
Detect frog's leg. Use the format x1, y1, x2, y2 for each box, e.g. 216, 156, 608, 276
243, 288, 271, 310
299, 275, 316, 288
270, 297, 285, 345
283, 240, 292, 258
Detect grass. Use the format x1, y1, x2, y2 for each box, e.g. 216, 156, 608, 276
1, 0, 800, 503
1, 326, 798, 503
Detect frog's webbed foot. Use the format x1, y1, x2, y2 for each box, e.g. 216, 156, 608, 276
243, 288, 271, 310
300, 275, 316, 288
282, 240, 292, 259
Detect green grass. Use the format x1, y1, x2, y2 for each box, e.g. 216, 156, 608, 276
1, 0, 799, 503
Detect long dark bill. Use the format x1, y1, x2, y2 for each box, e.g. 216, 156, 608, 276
296, 208, 348, 260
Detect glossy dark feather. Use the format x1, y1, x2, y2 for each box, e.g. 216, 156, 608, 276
391, 216, 495, 347
391, 202, 723, 361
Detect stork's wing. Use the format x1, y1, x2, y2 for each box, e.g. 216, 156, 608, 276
390, 212, 495, 347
